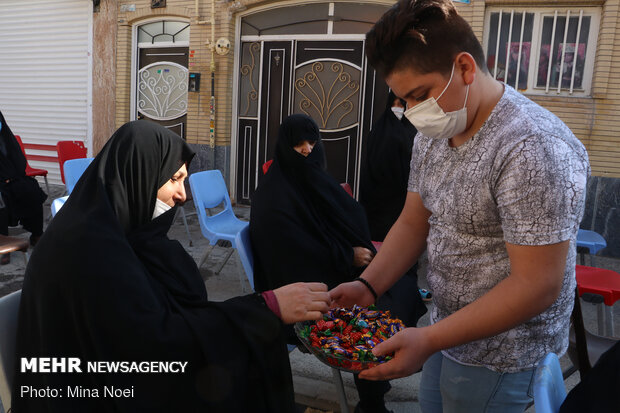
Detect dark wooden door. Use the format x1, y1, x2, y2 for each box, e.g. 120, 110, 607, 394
137, 47, 189, 138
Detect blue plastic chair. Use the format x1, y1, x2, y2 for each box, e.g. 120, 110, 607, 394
576, 229, 607, 255
50, 196, 69, 217
235, 225, 254, 291
49, 157, 93, 218
533, 353, 567, 413
63, 157, 94, 194
189, 170, 249, 273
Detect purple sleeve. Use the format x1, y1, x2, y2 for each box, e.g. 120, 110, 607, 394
261, 290, 282, 319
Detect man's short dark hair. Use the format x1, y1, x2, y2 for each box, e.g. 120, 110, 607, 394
366, 0, 488, 77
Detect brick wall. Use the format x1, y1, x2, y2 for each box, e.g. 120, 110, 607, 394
93, 0, 118, 153
115, 0, 235, 148
472, 0, 620, 177
106, 0, 620, 178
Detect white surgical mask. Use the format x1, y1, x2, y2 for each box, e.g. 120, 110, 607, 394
152, 198, 172, 219
391, 107, 405, 120
404, 63, 470, 140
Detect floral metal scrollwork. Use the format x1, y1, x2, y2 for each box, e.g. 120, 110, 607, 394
137, 63, 188, 121
240, 42, 260, 117
294, 62, 360, 129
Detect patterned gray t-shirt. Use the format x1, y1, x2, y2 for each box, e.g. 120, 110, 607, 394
409, 85, 590, 373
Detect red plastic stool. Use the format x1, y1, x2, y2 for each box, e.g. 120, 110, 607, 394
576, 265, 620, 336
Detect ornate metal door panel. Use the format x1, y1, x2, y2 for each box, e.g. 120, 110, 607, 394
236, 42, 262, 204
236, 41, 293, 204
292, 40, 363, 188
137, 47, 189, 138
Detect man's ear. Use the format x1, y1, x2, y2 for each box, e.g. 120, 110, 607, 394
455, 52, 477, 85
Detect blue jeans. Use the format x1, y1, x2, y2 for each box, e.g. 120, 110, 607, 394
419, 352, 534, 413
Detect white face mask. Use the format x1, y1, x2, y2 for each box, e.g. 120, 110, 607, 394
391, 106, 405, 120
404, 63, 470, 140
152, 198, 172, 219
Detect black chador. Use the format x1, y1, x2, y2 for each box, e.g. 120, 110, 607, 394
13, 121, 294, 413
0, 110, 46, 245
359, 91, 418, 241
250, 114, 375, 292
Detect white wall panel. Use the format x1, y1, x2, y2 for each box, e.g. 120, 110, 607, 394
0, 0, 92, 183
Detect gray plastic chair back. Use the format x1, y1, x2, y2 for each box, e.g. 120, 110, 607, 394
568, 325, 618, 367
0, 290, 21, 410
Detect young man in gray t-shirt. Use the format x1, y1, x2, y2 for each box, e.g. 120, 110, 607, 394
409, 84, 589, 373
330, 1, 590, 412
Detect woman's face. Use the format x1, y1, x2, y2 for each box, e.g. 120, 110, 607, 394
157, 164, 188, 207
293, 140, 316, 157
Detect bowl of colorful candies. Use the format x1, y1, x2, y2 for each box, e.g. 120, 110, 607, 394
294, 305, 406, 373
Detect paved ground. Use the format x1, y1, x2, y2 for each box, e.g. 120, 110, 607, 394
1, 183, 619, 412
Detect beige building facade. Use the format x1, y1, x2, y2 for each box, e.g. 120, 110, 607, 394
94, 0, 620, 203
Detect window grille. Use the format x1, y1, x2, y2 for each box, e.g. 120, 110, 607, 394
484, 7, 600, 96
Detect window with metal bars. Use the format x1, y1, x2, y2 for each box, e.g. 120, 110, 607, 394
483, 7, 600, 97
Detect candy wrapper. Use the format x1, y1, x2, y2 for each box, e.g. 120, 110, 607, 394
294, 305, 405, 373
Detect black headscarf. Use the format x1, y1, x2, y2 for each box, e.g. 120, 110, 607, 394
13, 120, 294, 413
0, 110, 46, 235
250, 114, 375, 292
359, 91, 417, 241
0, 110, 27, 179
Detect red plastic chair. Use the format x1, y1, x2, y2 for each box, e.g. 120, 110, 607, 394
13, 135, 50, 194
262, 159, 273, 175
576, 265, 620, 337
56, 141, 87, 184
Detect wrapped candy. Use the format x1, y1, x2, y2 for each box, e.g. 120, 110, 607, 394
296, 305, 406, 372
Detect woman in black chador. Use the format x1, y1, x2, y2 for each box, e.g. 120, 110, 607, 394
359, 91, 417, 242
12, 120, 330, 413
250, 114, 420, 413
0, 110, 46, 264
250, 114, 375, 292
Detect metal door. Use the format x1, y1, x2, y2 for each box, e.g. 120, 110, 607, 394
235, 39, 388, 204
292, 40, 364, 189
137, 47, 189, 138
